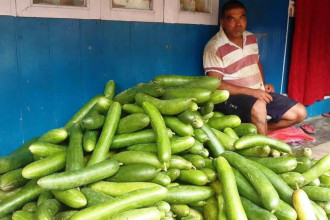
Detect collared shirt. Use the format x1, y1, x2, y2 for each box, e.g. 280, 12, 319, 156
203, 26, 265, 90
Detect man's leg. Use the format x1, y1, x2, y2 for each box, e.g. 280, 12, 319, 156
251, 99, 268, 135
267, 103, 306, 133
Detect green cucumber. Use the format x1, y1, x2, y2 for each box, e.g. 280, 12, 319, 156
37, 191, 54, 206
217, 193, 227, 220
80, 188, 113, 207
214, 156, 247, 220
294, 157, 313, 173
241, 197, 277, 220
82, 130, 99, 152
117, 113, 150, 134
111, 128, 173, 149
178, 169, 209, 186
104, 80, 115, 99
212, 111, 225, 118
223, 127, 239, 139
107, 164, 157, 182
204, 158, 214, 169
307, 177, 320, 186
200, 101, 214, 115
270, 148, 281, 157
316, 201, 330, 214
280, 172, 305, 189
211, 128, 236, 151
152, 74, 202, 86
171, 204, 190, 218
203, 197, 218, 220
162, 87, 212, 104
233, 123, 257, 137
209, 90, 229, 104
53, 211, 78, 220
29, 142, 66, 157
64, 95, 102, 130
207, 115, 241, 131
311, 201, 328, 220
177, 110, 204, 128
246, 156, 297, 174
38, 128, 68, 144
0, 151, 34, 174
164, 185, 214, 204
222, 151, 280, 212
87, 102, 121, 166
169, 155, 193, 170
201, 168, 217, 183
122, 103, 145, 114
110, 207, 162, 220
193, 128, 209, 143
273, 200, 297, 220
201, 124, 225, 157
135, 93, 194, 115
164, 116, 194, 136
35, 199, 61, 220
114, 81, 164, 104
234, 134, 292, 153
178, 76, 221, 91
237, 145, 271, 157
301, 186, 330, 202
88, 181, 160, 197
12, 210, 34, 220
292, 188, 317, 220
66, 123, 84, 171
165, 169, 180, 182
52, 188, 87, 209
0, 187, 22, 202
37, 159, 119, 190
301, 154, 330, 186
81, 114, 105, 130
142, 101, 171, 163
182, 154, 205, 169
22, 201, 37, 212
0, 180, 43, 218
186, 139, 204, 155
71, 186, 167, 220
0, 168, 28, 192
22, 150, 67, 179
320, 172, 330, 185
151, 172, 171, 186
94, 97, 112, 115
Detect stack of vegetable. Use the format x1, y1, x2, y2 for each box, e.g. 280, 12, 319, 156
0, 75, 329, 220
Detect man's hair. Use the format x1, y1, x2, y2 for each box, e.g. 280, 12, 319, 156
221, 0, 246, 18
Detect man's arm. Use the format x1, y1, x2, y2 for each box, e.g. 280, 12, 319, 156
207, 71, 273, 103
258, 60, 274, 93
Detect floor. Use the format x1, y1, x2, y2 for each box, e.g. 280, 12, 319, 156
293, 114, 330, 159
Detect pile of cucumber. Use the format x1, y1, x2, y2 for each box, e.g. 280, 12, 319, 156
0, 75, 329, 220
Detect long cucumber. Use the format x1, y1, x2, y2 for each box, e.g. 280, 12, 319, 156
241, 197, 277, 220
164, 185, 214, 204
66, 123, 84, 171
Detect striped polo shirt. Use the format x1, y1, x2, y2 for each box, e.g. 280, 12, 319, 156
203, 26, 265, 90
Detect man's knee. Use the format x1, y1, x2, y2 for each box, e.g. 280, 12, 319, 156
251, 100, 267, 123
294, 103, 307, 123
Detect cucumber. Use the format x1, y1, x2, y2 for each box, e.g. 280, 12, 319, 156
234, 134, 292, 153
237, 146, 271, 157
301, 154, 330, 186
241, 197, 277, 220
214, 157, 247, 220
171, 204, 190, 218
104, 80, 116, 99
0, 151, 34, 174
107, 164, 157, 182
71, 186, 167, 220
204, 158, 214, 169
135, 93, 194, 115
280, 172, 305, 189
22, 201, 37, 212
37, 191, 54, 206
81, 114, 105, 130
182, 154, 205, 169
37, 159, 119, 190
64, 95, 102, 130
270, 148, 281, 157
0, 168, 28, 192
201, 124, 225, 157
0, 180, 43, 218
38, 128, 68, 144
35, 199, 61, 220
94, 97, 112, 115
110, 207, 162, 220
114, 81, 164, 104
217, 193, 227, 220
87, 102, 121, 166
223, 127, 239, 139
142, 101, 171, 163
193, 128, 209, 143
222, 151, 280, 212
186, 139, 204, 155
211, 128, 236, 151
164, 185, 214, 204
66, 123, 84, 171
301, 186, 330, 202
156, 201, 171, 213
320, 172, 330, 185
188, 208, 204, 220
52, 188, 87, 209
12, 210, 35, 220
82, 130, 99, 152
117, 113, 150, 134
273, 200, 297, 220
80, 188, 113, 207
178, 169, 209, 186
292, 188, 317, 220
316, 201, 330, 214
0, 187, 22, 202
246, 156, 297, 174
177, 76, 221, 91
201, 168, 217, 183
53, 211, 78, 220
111, 128, 173, 149
151, 172, 171, 186
22, 150, 67, 179
311, 201, 328, 220
209, 90, 229, 104
165, 169, 180, 182
162, 87, 212, 104
233, 123, 257, 137
111, 151, 167, 169
29, 142, 66, 157
293, 157, 313, 173
122, 103, 145, 114
164, 116, 194, 136
169, 155, 193, 170
203, 197, 218, 220
212, 111, 225, 118
152, 74, 202, 86
207, 115, 241, 131
177, 110, 204, 128
210, 180, 223, 195
200, 101, 214, 115
88, 181, 160, 197
290, 147, 312, 158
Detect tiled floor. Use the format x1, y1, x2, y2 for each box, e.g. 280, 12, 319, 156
293, 115, 330, 159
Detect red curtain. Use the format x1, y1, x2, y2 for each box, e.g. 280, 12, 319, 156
288, 0, 330, 105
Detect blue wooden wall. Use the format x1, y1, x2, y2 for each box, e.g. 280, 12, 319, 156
0, 0, 328, 155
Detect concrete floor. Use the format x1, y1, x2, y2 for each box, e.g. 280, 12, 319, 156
293, 115, 330, 159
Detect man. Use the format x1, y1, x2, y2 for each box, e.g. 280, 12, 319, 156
203, 0, 306, 135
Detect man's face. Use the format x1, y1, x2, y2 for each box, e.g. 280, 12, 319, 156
220, 8, 247, 39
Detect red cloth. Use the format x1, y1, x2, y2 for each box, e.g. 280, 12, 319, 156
288, 0, 330, 105
267, 127, 315, 143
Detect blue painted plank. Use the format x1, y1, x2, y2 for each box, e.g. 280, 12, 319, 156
48, 19, 83, 127
16, 17, 54, 141
0, 17, 23, 155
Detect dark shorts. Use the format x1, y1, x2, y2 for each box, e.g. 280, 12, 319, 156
214, 93, 298, 123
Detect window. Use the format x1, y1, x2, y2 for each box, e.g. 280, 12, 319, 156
0, 0, 16, 16
101, 0, 163, 22
16, 0, 100, 19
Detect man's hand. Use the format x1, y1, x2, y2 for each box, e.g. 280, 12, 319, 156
250, 89, 273, 103
264, 84, 275, 93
